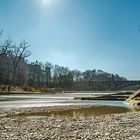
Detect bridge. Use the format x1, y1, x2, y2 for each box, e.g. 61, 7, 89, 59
87, 80, 140, 90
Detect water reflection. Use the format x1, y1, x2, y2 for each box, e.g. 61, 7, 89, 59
19, 106, 130, 119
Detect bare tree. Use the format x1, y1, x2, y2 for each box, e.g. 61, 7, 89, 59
10, 40, 31, 85
0, 39, 13, 84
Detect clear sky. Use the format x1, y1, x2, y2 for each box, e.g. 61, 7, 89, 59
0, 0, 140, 80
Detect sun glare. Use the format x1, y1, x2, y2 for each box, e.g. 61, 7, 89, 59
39, 0, 60, 14
42, 0, 51, 5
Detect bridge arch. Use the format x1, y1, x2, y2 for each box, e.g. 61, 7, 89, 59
89, 82, 109, 90
116, 83, 140, 90
88, 80, 140, 90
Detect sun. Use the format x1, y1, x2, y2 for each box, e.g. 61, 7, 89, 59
42, 0, 51, 5
40, 0, 59, 10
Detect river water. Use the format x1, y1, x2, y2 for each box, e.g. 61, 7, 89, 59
0, 92, 127, 108
1, 92, 139, 117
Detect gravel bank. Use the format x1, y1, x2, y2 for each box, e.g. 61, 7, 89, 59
0, 106, 140, 140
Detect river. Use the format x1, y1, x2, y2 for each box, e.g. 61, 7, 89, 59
0, 92, 128, 108
1, 92, 140, 117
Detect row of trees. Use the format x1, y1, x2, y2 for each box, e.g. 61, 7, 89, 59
0, 31, 127, 91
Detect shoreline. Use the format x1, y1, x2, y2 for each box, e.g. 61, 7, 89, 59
0, 105, 140, 139
0, 90, 133, 94
0, 105, 130, 118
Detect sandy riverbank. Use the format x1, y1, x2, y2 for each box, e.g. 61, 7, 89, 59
0, 105, 140, 140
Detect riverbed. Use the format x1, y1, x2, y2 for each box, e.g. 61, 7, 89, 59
0, 106, 140, 140
0, 92, 140, 139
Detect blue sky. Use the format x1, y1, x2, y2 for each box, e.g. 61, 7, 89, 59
0, 0, 140, 80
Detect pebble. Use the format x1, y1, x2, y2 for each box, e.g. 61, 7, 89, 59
0, 106, 140, 140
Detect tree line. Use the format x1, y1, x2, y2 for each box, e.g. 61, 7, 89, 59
0, 31, 127, 91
